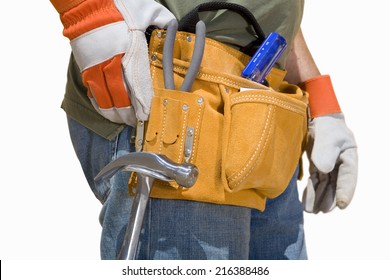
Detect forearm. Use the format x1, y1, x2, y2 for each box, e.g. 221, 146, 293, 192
285, 28, 321, 85
285, 28, 341, 118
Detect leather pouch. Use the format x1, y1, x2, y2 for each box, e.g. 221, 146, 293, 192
129, 29, 308, 210
222, 84, 307, 198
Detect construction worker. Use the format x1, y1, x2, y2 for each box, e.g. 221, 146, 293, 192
50, 0, 358, 259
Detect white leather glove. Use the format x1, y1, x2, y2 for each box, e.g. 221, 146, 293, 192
52, 0, 175, 126
302, 113, 358, 213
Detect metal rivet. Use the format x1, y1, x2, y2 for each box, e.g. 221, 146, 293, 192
197, 97, 204, 104
187, 36, 192, 42
184, 148, 191, 157
163, 99, 168, 106
151, 54, 157, 61
187, 130, 193, 137
182, 104, 188, 111
157, 31, 162, 38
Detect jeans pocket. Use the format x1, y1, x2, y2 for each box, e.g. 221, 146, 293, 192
67, 116, 134, 204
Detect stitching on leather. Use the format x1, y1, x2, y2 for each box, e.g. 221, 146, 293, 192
151, 35, 247, 89
153, 32, 246, 64
177, 107, 188, 162
232, 95, 306, 115
158, 100, 167, 154
190, 101, 204, 163
228, 105, 274, 185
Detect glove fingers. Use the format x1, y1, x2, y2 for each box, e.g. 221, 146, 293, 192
303, 171, 338, 214
302, 163, 320, 213
82, 55, 136, 125
103, 54, 137, 125
83, 61, 114, 108
122, 31, 154, 121
317, 171, 337, 213
306, 115, 358, 212
302, 176, 316, 213
312, 172, 330, 213
335, 148, 358, 209
311, 137, 341, 173
103, 54, 131, 108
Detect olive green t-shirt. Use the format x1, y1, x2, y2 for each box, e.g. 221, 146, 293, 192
62, 0, 304, 140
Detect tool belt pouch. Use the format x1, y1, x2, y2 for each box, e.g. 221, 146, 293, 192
132, 27, 308, 211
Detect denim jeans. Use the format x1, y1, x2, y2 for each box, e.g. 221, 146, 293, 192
67, 117, 307, 260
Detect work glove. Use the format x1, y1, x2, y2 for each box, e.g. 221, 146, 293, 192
299, 75, 358, 213
302, 114, 358, 213
51, 0, 175, 126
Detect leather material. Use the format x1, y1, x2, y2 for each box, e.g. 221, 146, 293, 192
302, 113, 358, 213
130, 30, 308, 211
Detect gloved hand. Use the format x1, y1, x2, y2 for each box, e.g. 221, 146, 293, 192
51, 0, 175, 125
302, 113, 358, 213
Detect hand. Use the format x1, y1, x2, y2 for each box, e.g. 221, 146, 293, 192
59, 0, 175, 125
302, 113, 358, 213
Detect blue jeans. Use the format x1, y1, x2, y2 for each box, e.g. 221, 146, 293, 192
67, 117, 307, 260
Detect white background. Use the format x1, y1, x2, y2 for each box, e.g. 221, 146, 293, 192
0, 0, 389, 261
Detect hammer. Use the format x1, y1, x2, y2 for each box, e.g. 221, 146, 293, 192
94, 152, 198, 260
94, 19, 205, 260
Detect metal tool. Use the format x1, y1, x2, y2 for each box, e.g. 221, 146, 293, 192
95, 152, 198, 260
163, 19, 206, 91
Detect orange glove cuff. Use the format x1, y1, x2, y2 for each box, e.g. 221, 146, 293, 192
300, 75, 341, 119
50, 0, 86, 13
52, 0, 123, 40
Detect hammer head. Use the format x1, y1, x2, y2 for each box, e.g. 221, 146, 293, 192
94, 152, 198, 189
170, 162, 199, 188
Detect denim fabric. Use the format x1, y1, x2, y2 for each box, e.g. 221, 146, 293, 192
67, 117, 307, 260
249, 167, 307, 260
